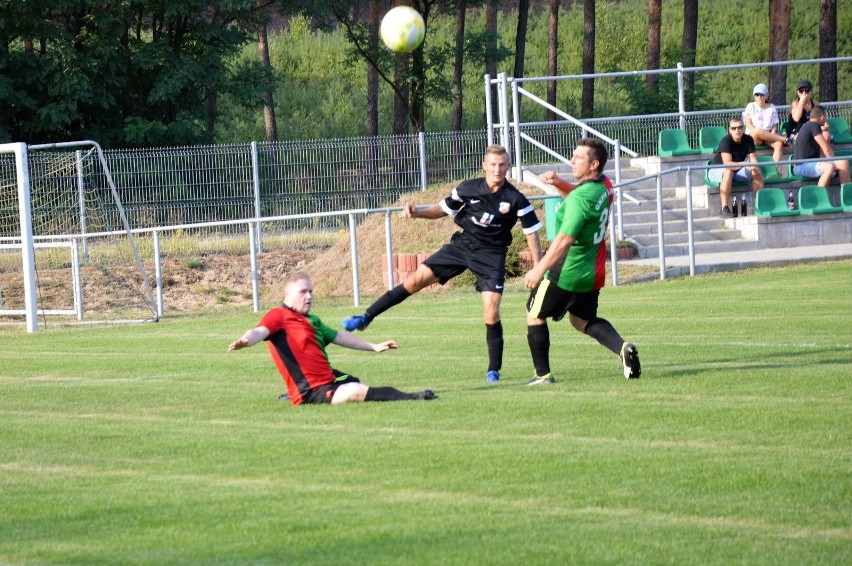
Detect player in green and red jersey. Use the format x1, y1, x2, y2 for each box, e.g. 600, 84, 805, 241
228, 272, 435, 405
522, 138, 641, 384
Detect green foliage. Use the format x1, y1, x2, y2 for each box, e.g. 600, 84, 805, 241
0, 261, 850, 563
1, 1, 850, 145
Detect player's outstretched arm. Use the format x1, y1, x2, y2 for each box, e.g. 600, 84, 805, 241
334, 331, 399, 353
228, 326, 271, 352
403, 201, 446, 220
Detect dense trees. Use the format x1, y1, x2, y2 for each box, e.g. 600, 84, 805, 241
0, 1, 276, 147
0, 1, 846, 147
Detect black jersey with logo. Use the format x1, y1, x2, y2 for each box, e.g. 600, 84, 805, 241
439, 178, 542, 248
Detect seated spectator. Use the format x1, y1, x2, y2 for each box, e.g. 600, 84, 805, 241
792, 105, 851, 187
788, 80, 828, 143
742, 83, 787, 177
709, 117, 764, 218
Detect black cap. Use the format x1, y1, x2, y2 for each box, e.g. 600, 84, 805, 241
797, 80, 813, 91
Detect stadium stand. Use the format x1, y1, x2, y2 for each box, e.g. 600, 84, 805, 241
755, 188, 800, 217
827, 117, 852, 144
658, 128, 702, 156
842, 183, 852, 212
757, 155, 794, 183
698, 126, 726, 154
798, 185, 843, 214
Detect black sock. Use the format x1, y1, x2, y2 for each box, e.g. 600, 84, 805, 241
527, 324, 551, 376
365, 284, 412, 319
584, 317, 624, 356
485, 321, 503, 372
365, 386, 420, 402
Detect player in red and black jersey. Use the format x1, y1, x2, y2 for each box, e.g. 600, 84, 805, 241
343, 145, 543, 383
228, 272, 435, 405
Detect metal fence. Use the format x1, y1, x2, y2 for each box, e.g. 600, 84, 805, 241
1, 104, 850, 239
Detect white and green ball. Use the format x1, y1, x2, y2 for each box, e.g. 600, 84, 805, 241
379, 6, 425, 53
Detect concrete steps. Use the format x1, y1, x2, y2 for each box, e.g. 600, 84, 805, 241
523, 160, 759, 260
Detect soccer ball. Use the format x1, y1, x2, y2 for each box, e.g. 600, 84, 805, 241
380, 6, 425, 53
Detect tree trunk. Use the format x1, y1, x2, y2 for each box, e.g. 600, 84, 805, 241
681, 0, 698, 110
646, 0, 662, 92
581, 0, 595, 119
818, 0, 837, 102
514, 0, 530, 79
257, 2, 278, 143
366, 0, 380, 137
768, 0, 791, 107
452, 1, 466, 131
484, 0, 499, 128
407, 0, 432, 133
545, 0, 559, 122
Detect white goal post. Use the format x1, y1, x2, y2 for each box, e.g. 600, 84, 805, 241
0, 141, 158, 332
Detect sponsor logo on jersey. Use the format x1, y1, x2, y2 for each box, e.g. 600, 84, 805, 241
470, 199, 481, 203
477, 212, 494, 225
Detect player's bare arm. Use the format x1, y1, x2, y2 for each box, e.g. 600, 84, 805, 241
539, 171, 576, 197
333, 331, 399, 353
403, 202, 446, 220
523, 232, 576, 289
228, 326, 271, 352
525, 231, 543, 266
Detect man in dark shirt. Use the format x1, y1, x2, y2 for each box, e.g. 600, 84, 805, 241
708, 117, 764, 218
342, 145, 543, 383
792, 105, 851, 187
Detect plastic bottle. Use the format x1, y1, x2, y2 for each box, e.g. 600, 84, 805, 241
731, 196, 738, 217
787, 191, 796, 210
740, 195, 747, 216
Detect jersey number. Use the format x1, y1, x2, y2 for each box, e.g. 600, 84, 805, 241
593, 207, 609, 245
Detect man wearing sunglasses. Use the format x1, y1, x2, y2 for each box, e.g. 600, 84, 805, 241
708, 117, 763, 218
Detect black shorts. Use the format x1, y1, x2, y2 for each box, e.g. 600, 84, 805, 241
526, 278, 599, 322
302, 370, 361, 404
423, 231, 507, 293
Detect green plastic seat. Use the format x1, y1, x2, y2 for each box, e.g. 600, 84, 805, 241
658, 128, 701, 157
798, 185, 843, 214
754, 188, 800, 217
841, 183, 852, 212
757, 155, 793, 183
827, 117, 852, 144
698, 126, 726, 154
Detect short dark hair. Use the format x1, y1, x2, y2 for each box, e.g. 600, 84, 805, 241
729, 117, 744, 127
810, 105, 826, 120
577, 138, 608, 172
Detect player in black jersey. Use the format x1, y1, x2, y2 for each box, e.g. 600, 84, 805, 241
343, 145, 543, 383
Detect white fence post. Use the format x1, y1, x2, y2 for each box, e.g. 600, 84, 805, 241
250, 141, 263, 253
349, 213, 361, 307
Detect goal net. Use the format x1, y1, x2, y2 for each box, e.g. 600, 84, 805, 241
0, 142, 158, 331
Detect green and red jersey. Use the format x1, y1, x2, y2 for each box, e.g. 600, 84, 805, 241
547, 175, 614, 292
259, 306, 339, 405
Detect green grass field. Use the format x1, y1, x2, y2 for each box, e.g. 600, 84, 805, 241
1, 260, 850, 565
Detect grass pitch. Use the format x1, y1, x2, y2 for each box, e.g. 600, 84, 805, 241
1, 260, 850, 564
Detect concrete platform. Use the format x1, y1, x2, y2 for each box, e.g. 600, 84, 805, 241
626, 242, 852, 279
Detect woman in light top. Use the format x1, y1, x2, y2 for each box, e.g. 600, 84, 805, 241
742, 83, 787, 177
